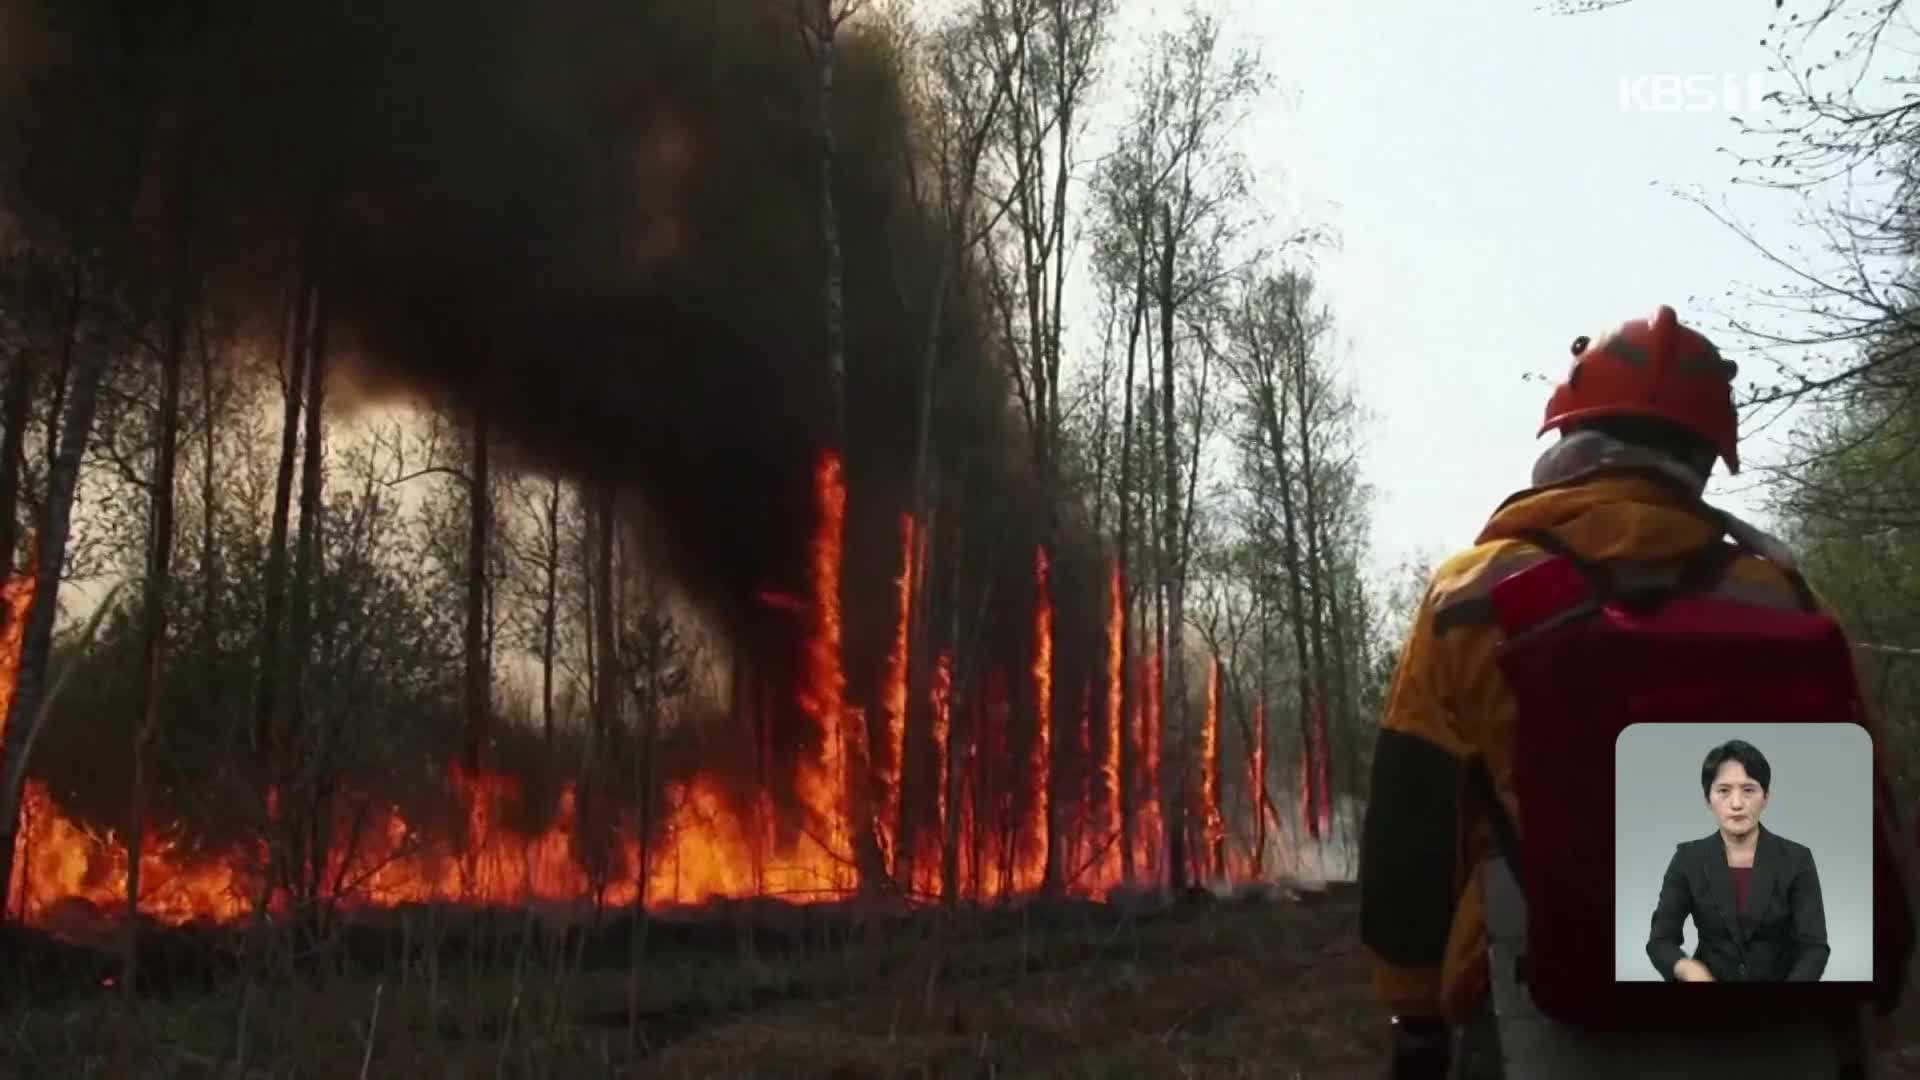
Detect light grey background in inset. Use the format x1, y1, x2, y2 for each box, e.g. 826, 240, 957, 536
1613, 722, 1873, 982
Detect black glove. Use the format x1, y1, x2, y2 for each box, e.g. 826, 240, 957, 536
1389, 1014, 1450, 1080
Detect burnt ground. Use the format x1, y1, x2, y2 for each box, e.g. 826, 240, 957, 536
8, 885, 1920, 1078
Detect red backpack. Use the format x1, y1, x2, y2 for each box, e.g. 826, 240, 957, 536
1471, 523, 1912, 1033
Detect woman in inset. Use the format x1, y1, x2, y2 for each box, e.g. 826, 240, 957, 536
1647, 739, 1830, 982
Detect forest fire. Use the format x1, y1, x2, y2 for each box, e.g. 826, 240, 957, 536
0, 444, 1325, 935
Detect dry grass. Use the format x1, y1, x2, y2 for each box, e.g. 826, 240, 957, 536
21, 886, 1920, 1078
1, 889, 1386, 1079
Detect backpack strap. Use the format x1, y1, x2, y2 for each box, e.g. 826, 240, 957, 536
1517, 525, 1757, 611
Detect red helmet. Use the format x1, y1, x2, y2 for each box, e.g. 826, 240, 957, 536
1539, 305, 1740, 473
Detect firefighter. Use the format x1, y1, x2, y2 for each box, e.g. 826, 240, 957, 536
1358, 305, 1915, 1078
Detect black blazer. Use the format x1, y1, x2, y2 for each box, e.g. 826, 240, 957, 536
1646, 824, 1829, 982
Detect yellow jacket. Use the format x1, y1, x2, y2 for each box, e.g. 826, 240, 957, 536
1357, 464, 1906, 1023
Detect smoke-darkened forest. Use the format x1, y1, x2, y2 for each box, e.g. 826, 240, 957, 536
0, 0, 1384, 966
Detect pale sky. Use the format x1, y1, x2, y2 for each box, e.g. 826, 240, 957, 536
1208, 0, 1848, 578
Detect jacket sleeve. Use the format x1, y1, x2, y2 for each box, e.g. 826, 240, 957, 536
1646, 845, 1692, 980
1359, 586, 1470, 1016
1784, 847, 1831, 982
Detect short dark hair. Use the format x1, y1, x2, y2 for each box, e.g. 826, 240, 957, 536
1571, 415, 1717, 474
1700, 740, 1771, 799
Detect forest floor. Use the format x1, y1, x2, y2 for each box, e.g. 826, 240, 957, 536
10, 884, 1920, 1079
2, 884, 1386, 1079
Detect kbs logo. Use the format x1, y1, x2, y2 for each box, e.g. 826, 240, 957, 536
1617, 73, 1769, 113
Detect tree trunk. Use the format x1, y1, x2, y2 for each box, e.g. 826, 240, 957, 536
198, 317, 217, 647
1290, 309, 1331, 841
125, 175, 193, 992
941, 523, 964, 905
812, 0, 848, 445
462, 409, 491, 774
37, 278, 79, 494
589, 477, 618, 885
1115, 234, 1147, 887
286, 285, 328, 911
898, 246, 950, 889
252, 279, 312, 761
541, 477, 560, 748
0, 343, 108, 918
0, 355, 33, 576
1157, 202, 1189, 893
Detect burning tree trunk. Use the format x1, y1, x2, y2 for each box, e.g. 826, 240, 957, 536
1104, 559, 1123, 886
1155, 201, 1190, 892
1029, 544, 1052, 892
462, 409, 492, 773
941, 539, 964, 904
1114, 259, 1144, 885
1200, 656, 1222, 882
0, 342, 109, 919
1252, 594, 1270, 877
880, 513, 913, 878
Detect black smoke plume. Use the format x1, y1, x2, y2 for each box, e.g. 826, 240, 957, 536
1, 0, 1116, 778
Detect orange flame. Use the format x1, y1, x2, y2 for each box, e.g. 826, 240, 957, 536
794, 450, 853, 889
1201, 656, 1223, 879
1142, 645, 1162, 883
879, 513, 913, 872
1027, 545, 1051, 887
1250, 695, 1267, 874
1103, 561, 1122, 885
1074, 679, 1092, 884
0, 560, 36, 751
921, 649, 952, 896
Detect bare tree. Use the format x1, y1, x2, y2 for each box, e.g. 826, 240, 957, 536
980, 0, 1115, 894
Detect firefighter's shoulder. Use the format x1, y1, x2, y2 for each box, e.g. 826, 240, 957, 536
1425, 538, 1554, 640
